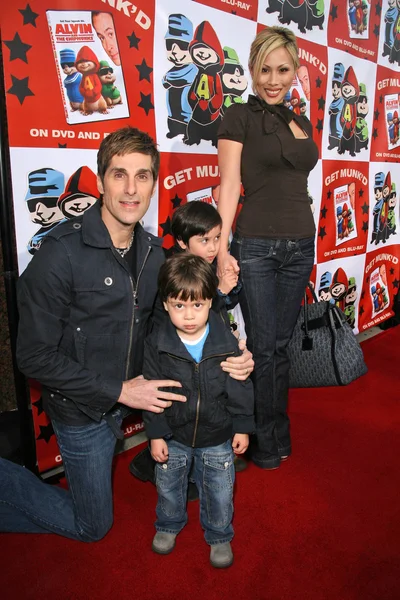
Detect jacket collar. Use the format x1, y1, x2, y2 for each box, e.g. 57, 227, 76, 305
156, 309, 238, 360
81, 200, 163, 249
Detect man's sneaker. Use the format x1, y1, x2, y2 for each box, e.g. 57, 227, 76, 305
234, 455, 248, 472
152, 532, 177, 555
129, 446, 155, 484
210, 542, 234, 568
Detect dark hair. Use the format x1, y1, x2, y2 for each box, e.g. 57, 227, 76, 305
158, 254, 218, 302
97, 127, 160, 183
171, 202, 222, 245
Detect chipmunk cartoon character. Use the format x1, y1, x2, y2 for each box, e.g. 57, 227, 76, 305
75, 46, 108, 115
59, 48, 83, 111
221, 47, 247, 116
98, 60, 122, 107
338, 66, 359, 157
185, 21, 224, 147
163, 14, 197, 139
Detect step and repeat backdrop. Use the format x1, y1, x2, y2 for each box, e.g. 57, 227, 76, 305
1, 0, 400, 472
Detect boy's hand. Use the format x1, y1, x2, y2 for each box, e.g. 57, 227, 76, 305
232, 433, 249, 454
151, 439, 169, 462
218, 266, 239, 295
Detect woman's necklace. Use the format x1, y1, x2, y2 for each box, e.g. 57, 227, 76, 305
115, 230, 135, 258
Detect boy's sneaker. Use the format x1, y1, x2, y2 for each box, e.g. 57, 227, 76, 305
152, 532, 177, 555
210, 542, 234, 568
234, 455, 248, 472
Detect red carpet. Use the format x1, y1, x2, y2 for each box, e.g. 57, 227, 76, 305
1, 328, 400, 600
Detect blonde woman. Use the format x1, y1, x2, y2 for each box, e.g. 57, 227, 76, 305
217, 27, 318, 470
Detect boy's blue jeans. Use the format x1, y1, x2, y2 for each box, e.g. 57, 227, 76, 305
155, 439, 235, 546
0, 408, 123, 541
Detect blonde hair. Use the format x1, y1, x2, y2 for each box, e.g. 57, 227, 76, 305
249, 26, 299, 94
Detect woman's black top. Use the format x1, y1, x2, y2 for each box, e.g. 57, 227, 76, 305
217, 95, 319, 239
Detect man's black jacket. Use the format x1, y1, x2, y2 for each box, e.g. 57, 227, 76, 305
16, 201, 165, 425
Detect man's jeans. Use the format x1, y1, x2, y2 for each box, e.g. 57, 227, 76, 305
155, 439, 235, 546
0, 408, 123, 541
231, 236, 315, 468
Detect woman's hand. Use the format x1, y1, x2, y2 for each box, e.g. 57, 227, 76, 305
217, 252, 239, 279
218, 266, 239, 295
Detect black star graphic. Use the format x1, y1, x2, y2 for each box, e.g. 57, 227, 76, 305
374, 109, 380, 121
316, 119, 323, 133
327, 190, 332, 200
359, 188, 364, 197
392, 278, 399, 290
317, 96, 326, 111
373, 24, 380, 38
138, 92, 154, 115
375, 2, 382, 17
37, 422, 54, 443
127, 30, 141, 49
4, 32, 32, 63
33, 397, 44, 416
171, 194, 183, 209
320, 205, 328, 219
379, 94, 383, 104
315, 77, 322, 88
361, 290, 365, 300
330, 4, 338, 21
390, 268, 395, 275
361, 202, 369, 214
362, 220, 369, 232
359, 305, 364, 316
159, 216, 172, 236
58, 143, 67, 148
7, 75, 34, 104
318, 226, 327, 240
136, 59, 153, 83
372, 128, 378, 140
19, 4, 39, 27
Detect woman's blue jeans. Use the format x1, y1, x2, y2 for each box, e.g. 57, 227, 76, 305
154, 439, 235, 546
231, 236, 315, 469
0, 408, 123, 541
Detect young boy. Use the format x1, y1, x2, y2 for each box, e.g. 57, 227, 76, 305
170, 201, 241, 320
143, 254, 254, 568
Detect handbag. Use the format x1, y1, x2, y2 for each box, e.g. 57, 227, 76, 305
288, 284, 368, 387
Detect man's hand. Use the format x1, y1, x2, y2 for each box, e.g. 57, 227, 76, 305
232, 433, 249, 454
221, 339, 254, 380
151, 438, 169, 462
118, 375, 186, 413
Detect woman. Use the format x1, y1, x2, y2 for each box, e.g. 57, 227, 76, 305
217, 27, 318, 470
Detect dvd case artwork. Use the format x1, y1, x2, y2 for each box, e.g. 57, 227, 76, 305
334, 183, 357, 246
384, 93, 400, 150
47, 10, 129, 125
370, 265, 390, 316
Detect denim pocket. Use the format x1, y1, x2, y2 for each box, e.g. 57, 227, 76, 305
295, 237, 315, 260
203, 450, 234, 528
156, 454, 187, 518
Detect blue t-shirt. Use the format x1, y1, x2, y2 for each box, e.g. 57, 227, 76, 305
180, 324, 209, 363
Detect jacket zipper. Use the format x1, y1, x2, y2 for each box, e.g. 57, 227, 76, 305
166, 350, 234, 447
124, 245, 152, 379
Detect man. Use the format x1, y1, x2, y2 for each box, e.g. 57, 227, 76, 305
0, 128, 253, 541
92, 11, 121, 67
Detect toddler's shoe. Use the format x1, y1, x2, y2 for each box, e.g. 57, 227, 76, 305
210, 542, 234, 568
152, 532, 177, 555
